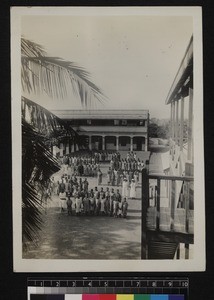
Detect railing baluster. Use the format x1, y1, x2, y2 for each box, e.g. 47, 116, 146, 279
180, 190, 184, 208
185, 244, 189, 259
143, 173, 193, 260
176, 244, 180, 259
154, 186, 157, 207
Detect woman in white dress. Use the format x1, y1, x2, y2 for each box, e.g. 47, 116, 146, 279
122, 178, 129, 199
130, 179, 136, 199
97, 169, 102, 185
83, 193, 90, 215
59, 191, 67, 212
89, 190, 95, 215
75, 194, 82, 216
100, 196, 106, 215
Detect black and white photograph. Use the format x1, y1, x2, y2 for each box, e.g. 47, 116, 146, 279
11, 6, 205, 272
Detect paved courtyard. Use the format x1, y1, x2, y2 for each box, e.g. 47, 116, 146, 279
23, 162, 142, 259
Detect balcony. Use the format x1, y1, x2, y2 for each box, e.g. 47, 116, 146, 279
72, 125, 148, 134
141, 169, 194, 259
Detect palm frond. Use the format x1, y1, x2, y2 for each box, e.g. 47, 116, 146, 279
21, 38, 107, 107
22, 117, 61, 183
21, 37, 102, 246
21, 37, 46, 57
22, 182, 44, 244
22, 118, 61, 245
22, 96, 87, 149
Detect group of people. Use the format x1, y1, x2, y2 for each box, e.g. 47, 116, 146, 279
41, 150, 146, 217
106, 151, 145, 187
110, 151, 145, 172
106, 167, 141, 187
62, 162, 101, 178
60, 151, 119, 178
58, 183, 128, 218
61, 151, 121, 166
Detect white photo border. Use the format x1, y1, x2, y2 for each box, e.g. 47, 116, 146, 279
11, 6, 205, 272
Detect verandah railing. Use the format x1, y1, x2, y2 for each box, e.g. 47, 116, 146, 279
141, 168, 194, 259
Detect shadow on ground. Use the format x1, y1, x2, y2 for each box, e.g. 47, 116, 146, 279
23, 206, 141, 259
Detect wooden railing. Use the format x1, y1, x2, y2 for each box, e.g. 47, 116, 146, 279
141, 168, 194, 259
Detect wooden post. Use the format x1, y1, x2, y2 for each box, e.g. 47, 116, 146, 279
187, 88, 193, 161
185, 244, 189, 259
130, 136, 133, 152
102, 136, 105, 151
180, 96, 184, 150
176, 244, 180, 259
154, 187, 157, 207
175, 100, 179, 144
23, 99, 26, 120
116, 136, 119, 151
144, 137, 148, 151
170, 102, 173, 139
141, 168, 149, 259
185, 181, 190, 233
172, 101, 175, 140
156, 179, 161, 230
170, 180, 176, 231
89, 135, 92, 150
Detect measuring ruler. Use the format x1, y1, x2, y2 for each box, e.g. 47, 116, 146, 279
28, 277, 189, 299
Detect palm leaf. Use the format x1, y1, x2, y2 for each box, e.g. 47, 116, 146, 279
22, 117, 60, 185
22, 182, 44, 245
21, 37, 102, 246
21, 37, 46, 57
22, 118, 61, 246
21, 38, 107, 107
22, 100, 87, 245
22, 96, 87, 148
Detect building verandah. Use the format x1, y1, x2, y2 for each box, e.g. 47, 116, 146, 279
141, 36, 194, 260
90, 134, 148, 152
51, 109, 149, 156
54, 134, 148, 155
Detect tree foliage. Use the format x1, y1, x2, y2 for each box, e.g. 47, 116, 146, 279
21, 38, 104, 246
21, 38, 106, 107
148, 120, 170, 139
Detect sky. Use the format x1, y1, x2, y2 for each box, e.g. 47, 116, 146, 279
21, 14, 193, 119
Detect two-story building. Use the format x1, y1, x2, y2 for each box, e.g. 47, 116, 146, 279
51, 109, 149, 155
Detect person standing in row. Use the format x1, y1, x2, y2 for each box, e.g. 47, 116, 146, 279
75, 194, 82, 216
97, 168, 102, 185
83, 192, 90, 215
122, 198, 128, 218
130, 179, 136, 199
66, 194, 72, 215
122, 178, 129, 199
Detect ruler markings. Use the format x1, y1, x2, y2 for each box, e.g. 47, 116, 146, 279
28, 277, 189, 299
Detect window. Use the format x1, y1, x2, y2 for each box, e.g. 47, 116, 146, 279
121, 120, 127, 126
139, 120, 145, 126
114, 120, 119, 125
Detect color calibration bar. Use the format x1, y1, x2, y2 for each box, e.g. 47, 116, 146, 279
30, 295, 184, 300
28, 278, 188, 300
